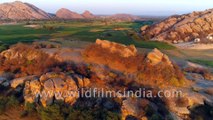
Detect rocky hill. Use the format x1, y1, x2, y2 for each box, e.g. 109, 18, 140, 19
0, 1, 52, 20
56, 8, 84, 19
141, 9, 213, 43
56, 8, 96, 19
82, 10, 96, 19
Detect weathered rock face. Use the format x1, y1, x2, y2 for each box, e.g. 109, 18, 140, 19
121, 98, 147, 120
82, 10, 96, 19
141, 9, 213, 43
11, 75, 38, 88
13, 72, 91, 107
146, 48, 172, 66
0, 1, 52, 20
96, 39, 137, 57
56, 8, 84, 19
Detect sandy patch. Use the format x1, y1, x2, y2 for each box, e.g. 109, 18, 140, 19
175, 42, 213, 50
24, 24, 41, 29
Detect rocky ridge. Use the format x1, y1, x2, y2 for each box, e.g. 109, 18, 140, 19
0, 1, 52, 20
141, 9, 213, 43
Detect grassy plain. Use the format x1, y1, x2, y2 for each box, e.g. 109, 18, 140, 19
189, 59, 213, 68
0, 20, 175, 50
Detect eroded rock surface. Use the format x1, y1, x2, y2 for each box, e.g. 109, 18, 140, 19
96, 39, 137, 57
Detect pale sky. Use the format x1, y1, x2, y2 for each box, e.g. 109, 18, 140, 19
0, 0, 213, 16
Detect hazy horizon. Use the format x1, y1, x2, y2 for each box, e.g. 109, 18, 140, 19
0, 0, 213, 16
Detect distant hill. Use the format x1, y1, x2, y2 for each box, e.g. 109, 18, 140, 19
0, 1, 52, 20
56, 8, 96, 19
0, 1, 142, 21
56, 9, 142, 21
56, 8, 84, 19
82, 10, 96, 19
104, 14, 142, 21
141, 9, 213, 43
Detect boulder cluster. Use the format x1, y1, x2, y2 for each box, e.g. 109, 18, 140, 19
11, 72, 90, 107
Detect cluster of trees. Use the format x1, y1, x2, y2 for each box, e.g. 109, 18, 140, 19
0, 96, 19, 114
0, 42, 9, 52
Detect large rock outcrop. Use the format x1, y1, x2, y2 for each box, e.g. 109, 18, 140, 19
146, 48, 172, 66
141, 9, 213, 43
96, 39, 137, 58
0, 1, 52, 20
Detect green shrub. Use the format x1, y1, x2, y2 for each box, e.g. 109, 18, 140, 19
0, 44, 8, 52
37, 104, 64, 120
25, 102, 36, 113
66, 107, 121, 120
0, 97, 7, 114
0, 96, 19, 114
66, 109, 94, 120
106, 111, 121, 120
150, 114, 163, 120
6, 96, 20, 108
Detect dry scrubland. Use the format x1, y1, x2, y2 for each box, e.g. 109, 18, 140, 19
0, 39, 212, 120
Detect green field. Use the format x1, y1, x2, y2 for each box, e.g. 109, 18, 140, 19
189, 59, 213, 68
0, 20, 175, 50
